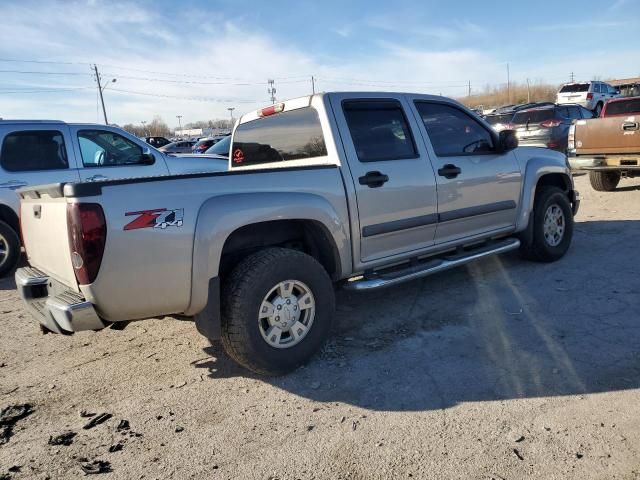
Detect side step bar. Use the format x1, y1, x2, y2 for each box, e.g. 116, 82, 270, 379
344, 237, 520, 291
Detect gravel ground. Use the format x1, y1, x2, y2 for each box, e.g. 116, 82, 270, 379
1, 174, 639, 480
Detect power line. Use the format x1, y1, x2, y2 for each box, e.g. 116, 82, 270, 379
99, 72, 309, 86
108, 87, 260, 103
0, 86, 92, 94
0, 69, 91, 76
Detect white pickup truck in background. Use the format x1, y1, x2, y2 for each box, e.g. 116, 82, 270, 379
0, 120, 228, 277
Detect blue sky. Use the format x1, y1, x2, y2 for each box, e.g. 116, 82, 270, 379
0, 0, 639, 126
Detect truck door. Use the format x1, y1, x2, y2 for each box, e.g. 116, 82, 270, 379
330, 93, 438, 264
0, 125, 80, 212
69, 127, 168, 182
409, 99, 522, 244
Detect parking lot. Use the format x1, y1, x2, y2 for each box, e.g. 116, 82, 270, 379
1, 173, 639, 479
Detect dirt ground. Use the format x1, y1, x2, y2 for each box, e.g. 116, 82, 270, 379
1, 174, 639, 480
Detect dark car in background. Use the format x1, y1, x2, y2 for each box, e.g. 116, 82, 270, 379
158, 140, 196, 154
192, 136, 228, 154
484, 102, 554, 132
512, 104, 594, 152
204, 134, 230, 157
144, 136, 171, 148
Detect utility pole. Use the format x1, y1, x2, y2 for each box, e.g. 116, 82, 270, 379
570, 71, 575, 82
267, 79, 276, 104
311, 76, 316, 95
526, 78, 531, 103
467, 80, 471, 97
141, 120, 147, 136
93, 64, 108, 125
176, 115, 183, 137
506, 62, 511, 105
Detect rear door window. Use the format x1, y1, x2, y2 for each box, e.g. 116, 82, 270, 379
567, 106, 582, 120
414, 102, 495, 156
232, 107, 327, 167
0, 130, 68, 171
342, 100, 418, 162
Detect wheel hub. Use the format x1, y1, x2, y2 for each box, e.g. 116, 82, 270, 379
258, 280, 316, 349
543, 204, 565, 247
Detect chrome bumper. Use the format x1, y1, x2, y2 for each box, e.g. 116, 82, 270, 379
568, 157, 604, 170
15, 267, 106, 334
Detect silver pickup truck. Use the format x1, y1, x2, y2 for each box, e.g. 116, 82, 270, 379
16, 92, 580, 375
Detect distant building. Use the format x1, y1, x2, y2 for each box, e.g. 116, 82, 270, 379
609, 77, 640, 97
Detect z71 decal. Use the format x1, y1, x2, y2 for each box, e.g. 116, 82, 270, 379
124, 208, 184, 231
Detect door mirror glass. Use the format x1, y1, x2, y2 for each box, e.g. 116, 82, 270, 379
498, 129, 518, 153
140, 153, 155, 165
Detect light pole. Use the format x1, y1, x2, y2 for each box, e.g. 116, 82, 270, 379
141, 120, 147, 136
176, 115, 183, 137
227, 107, 235, 124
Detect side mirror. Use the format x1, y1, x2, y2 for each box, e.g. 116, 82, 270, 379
140, 153, 155, 165
498, 129, 518, 153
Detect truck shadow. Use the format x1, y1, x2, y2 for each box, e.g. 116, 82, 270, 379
200, 219, 640, 411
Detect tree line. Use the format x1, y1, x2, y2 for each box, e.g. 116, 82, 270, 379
122, 116, 233, 137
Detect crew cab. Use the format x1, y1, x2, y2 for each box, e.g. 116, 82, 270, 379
16, 93, 579, 375
568, 96, 640, 191
0, 121, 227, 277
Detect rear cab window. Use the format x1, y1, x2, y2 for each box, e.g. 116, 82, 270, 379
0, 130, 69, 171
605, 98, 640, 116
232, 107, 327, 167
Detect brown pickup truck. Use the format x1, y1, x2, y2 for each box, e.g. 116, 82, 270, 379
568, 96, 640, 191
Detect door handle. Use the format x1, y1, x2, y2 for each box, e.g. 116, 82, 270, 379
438, 164, 462, 179
358, 171, 389, 188
0, 180, 28, 190
622, 121, 639, 131
87, 174, 108, 182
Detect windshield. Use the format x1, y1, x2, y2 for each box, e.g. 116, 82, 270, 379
605, 98, 640, 116
512, 109, 556, 125
205, 135, 231, 156
560, 83, 589, 93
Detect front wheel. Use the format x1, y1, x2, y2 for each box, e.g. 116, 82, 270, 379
519, 187, 574, 263
221, 248, 335, 375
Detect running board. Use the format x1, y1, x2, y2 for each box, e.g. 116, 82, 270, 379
344, 237, 520, 291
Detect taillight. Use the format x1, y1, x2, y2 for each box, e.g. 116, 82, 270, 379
67, 203, 106, 285
258, 103, 285, 117
586, 93, 593, 100
568, 124, 575, 150
540, 119, 561, 128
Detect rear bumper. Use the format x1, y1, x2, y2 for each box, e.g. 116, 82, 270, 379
571, 190, 581, 216
568, 157, 605, 170
16, 267, 106, 334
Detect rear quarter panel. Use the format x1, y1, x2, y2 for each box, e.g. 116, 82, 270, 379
80, 167, 351, 321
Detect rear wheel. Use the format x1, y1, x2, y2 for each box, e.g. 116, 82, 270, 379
0, 221, 20, 278
589, 171, 620, 191
520, 187, 573, 263
221, 247, 335, 376
594, 102, 603, 117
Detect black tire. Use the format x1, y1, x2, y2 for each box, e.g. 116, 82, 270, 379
220, 247, 335, 376
0, 221, 20, 277
594, 102, 603, 117
519, 186, 573, 263
589, 171, 620, 192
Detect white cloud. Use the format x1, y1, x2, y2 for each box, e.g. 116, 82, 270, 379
0, 0, 639, 126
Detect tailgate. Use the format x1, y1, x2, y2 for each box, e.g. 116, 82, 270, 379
575, 117, 640, 155
19, 185, 79, 291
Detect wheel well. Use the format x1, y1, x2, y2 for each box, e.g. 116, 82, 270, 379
536, 173, 570, 195
0, 205, 19, 239
220, 220, 341, 280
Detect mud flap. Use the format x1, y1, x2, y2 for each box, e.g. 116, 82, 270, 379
194, 277, 221, 339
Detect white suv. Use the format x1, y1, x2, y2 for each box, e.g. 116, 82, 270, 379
556, 81, 618, 116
